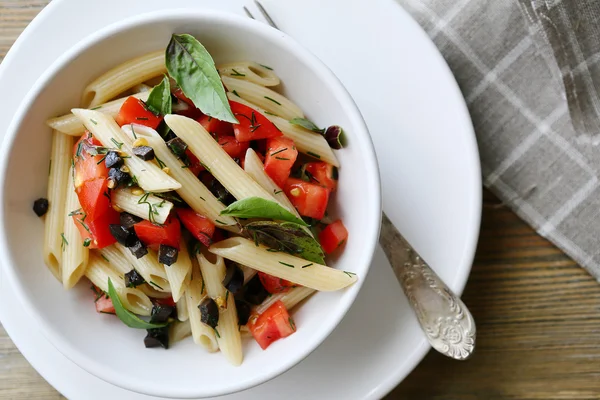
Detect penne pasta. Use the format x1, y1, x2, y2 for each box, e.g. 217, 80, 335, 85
62, 167, 89, 289
198, 250, 243, 365
227, 93, 339, 167
240, 264, 257, 285
255, 286, 315, 315
111, 188, 173, 225
114, 243, 171, 292
98, 245, 133, 275
185, 262, 219, 352
163, 238, 192, 302
85, 253, 153, 316
46, 92, 149, 136
170, 320, 192, 344
121, 124, 239, 231
138, 283, 173, 299
71, 109, 181, 193
43, 131, 72, 281
82, 50, 166, 107
165, 114, 275, 202
243, 148, 300, 217
218, 61, 280, 87
209, 237, 357, 291
176, 296, 189, 322
221, 75, 303, 120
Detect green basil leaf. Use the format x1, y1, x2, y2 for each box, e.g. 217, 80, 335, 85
289, 118, 324, 133
108, 278, 167, 329
166, 34, 238, 123
145, 75, 172, 116
245, 221, 325, 264
220, 197, 307, 226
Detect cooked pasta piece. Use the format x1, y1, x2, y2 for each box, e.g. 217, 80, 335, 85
176, 296, 189, 322
85, 253, 152, 316
121, 124, 239, 231
43, 131, 72, 281
240, 264, 257, 285
198, 250, 243, 365
209, 237, 357, 291
255, 286, 315, 315
114, 243, 171, 292
98, 244, 132, 275
170, 320, 192, 344
130, 83, 152, 93
82, 50, 166, 107
111, 188, 173, 225
185, 263, 219, 352
138, 283, 173, 299
46, 92, 150, 136
165, 114, 275, 202
243, 148, 300, 217
62, 168, 89, 289
163, 238, 192, 302
221, 75, 302, 120
227, 93, 339, 167
71, 109, 181, 193
218, 61, 280, 87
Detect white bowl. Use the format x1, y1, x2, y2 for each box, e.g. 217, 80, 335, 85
0, 9, 381, 399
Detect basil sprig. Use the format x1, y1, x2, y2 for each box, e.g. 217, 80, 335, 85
289, 117, 324, 133
145, 75, 172, 116
107, 278, 167, 329
166, 34, 238, 123
220, 197, 307, 226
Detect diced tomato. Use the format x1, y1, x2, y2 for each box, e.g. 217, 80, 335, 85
176, 208, 215, 247
284, 178, 330, 220
173, 88, 194, 106
258, 272, 296, 294
154, 297, 176, 307
134, 215, 181, 251
184, 149, 205, 176
115, 96, 162, 129
247, 300, 296, 350
230, 101, 282, 142
304, 162, 338, 192
219, 135, 249, 159
264, 137, 298, 188
319, 220, 348, 254
73, 133, 108, 188
198, 114, 234, 137
92, 286, 115, 314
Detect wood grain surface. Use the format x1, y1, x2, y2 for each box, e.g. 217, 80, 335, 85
2, 2, 600, 399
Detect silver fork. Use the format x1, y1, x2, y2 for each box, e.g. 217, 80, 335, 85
244, 1, 476, 360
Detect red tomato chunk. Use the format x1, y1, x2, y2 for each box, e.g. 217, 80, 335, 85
176, 208, 215, 247
284, 178, 330, 220
258, 272, 296, 294
218, 135, 249, 160
115, 97, 163, 129
198, 114, 234, 137
134, 215, 181, 251
304, 162, 338, 192
319, 220, 348, 254
92, 285, 115, 314
229, 101, 282, 142
248, 300, 296, 350
264, 137, 298, 188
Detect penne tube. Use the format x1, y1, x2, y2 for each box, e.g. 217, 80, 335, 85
62, 167, 89, 289
121, 124, 239, 231
138, 283, 173, 299
46, 92, 149, 136
243, 148, 300, 217
185, 263, 219, 352
209, 237, 357, 291
85, 253, 152, 316
227, 93, 339, 167
98, 245, 132, 275
43, 131, 72, 281
176, 296, 189, 322
82, 50, 166, 107
170, 320, 192, 344
255, 286, 315, 315
221, 75, 303, 120
198, 250, 243, 365
163, 238, 192, 302
111, 188, 173, 225
114, 243, 171, 292
71, 109, 181, 193
165, 114, 276, 203
218, 61, 280, 87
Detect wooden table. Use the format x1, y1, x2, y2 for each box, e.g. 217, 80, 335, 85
2, 2, 600, 399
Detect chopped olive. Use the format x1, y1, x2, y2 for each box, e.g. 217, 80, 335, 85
124, 269, 145, 287
128, 239, 148, 259
235, 300, 251, 326
108, 167, 130, 188
222, 262, 244, 295
144, 327, 169, 349
109, 224, 137, 247
120, 212, 142, 229
104, 151, 123, 168
198, 298, 219, 328
132, 146, 155, 161
166, 137, 188, 158
210, 179, 235, 206
150, 303, 175, 324
33, 198, 49, 217
243, 275, 269, 305
158, 244, 178, 266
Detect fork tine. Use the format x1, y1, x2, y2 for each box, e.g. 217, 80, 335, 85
243, 6, 256, 19
254, 0, 279, 29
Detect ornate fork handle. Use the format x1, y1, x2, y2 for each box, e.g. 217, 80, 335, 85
379, 212, 476, 360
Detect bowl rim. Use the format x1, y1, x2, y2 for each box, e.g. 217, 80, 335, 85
0, 8, 381, 399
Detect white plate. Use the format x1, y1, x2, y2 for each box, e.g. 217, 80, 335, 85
0, 0, 481, 399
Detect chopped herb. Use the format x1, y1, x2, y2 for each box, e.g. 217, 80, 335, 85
130, 124, 137, 139
264, 96, 281, 105
136, 117, 149, 121
68, 208, 83, 217
201, 279, 206, 294
75, 140, 85, 157
215, 219, 226, 225
200, 162, 211, 172
149, 281, 164, 290
279, 261, 295, 268
101, 254, 110, 263
230, 68, 246, 77
76, 218, 91, 233
266, 248, 279, 252
270, 148, 287, 156
91, 285, 104, 302
110, 138, 123, 149
275, 156, 290, 161
90, 118, 98, 125
232, 90, 240, 97
48, 159, 51, 176
96, 154, 108, 165
199, 196, 205, 201
259, 64, 273, 70
225, 290, 229, 303
90, 106, 102, 110
60, 233, 68, 251
83, 238, 92, 247
307, 151, 321, 159
288, 317, 296, 331
138, 192, 159, 223
155, 155, 167, 169
301, 263, 313, 268
343, 271, 356, 278
214, 327, 221, 338
264, 111, 278, 116
273, 190, 283, 195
